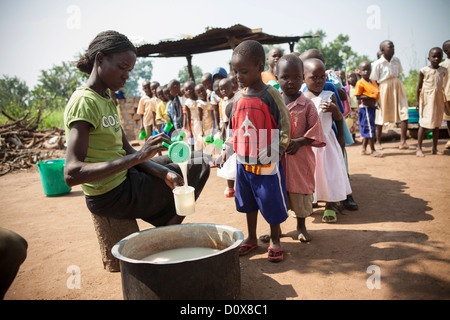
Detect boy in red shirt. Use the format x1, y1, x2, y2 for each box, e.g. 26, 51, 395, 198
219, 40, 291, 261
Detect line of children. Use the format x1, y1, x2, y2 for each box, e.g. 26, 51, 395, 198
134, 39, 449, 264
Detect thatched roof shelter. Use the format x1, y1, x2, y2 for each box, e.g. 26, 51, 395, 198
136, 24, 317, 80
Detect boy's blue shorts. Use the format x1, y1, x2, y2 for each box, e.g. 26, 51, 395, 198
234, 162, 288, 225
358, 106, 376, 138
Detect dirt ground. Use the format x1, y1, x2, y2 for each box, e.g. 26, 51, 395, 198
1, 136, 450, 300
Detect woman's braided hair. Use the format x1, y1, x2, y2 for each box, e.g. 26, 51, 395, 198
76, 30, 136, 74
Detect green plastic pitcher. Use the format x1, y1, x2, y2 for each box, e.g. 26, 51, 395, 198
162, 141, 190, 163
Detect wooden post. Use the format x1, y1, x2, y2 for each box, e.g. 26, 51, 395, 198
91, 214, 140, 272
289, 41, 295, 53
186, 55, 195, 82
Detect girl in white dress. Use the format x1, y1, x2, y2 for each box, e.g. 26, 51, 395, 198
303, 59, 352, 223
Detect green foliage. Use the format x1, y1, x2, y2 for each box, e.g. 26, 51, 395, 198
401, 70, 420, 107
0, 75, 31, 118
296, 29, 370, 72
178, 65, 203, 84
1, 56, 153, 128
122, 57, 153, 97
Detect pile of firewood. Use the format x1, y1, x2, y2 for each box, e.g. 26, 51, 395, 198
0, 110, 66, 176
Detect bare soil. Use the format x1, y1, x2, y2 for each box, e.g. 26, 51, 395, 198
1, 137, 450, 300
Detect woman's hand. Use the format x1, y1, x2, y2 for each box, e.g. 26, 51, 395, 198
138, 133, 171, 161
164, 170, 184, 190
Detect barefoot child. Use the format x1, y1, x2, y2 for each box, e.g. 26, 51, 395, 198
303, 58, 352, 223
222, 40, 291, 261
415, 47, 447, 157
354, 61, 383, 157
370, 40, 410, 150
440, 40, 450, 150
277, 54, 326, 241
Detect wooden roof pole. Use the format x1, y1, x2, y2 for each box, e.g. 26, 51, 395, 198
186, 55, 194, 82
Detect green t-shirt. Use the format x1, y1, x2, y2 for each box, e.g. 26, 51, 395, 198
64, 87, 127, 196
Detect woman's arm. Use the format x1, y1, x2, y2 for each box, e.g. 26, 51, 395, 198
121, 128, 183, 188
64, 120, 171, 187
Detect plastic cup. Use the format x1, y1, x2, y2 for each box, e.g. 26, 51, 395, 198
173, 186, 195, 216
164, 122, 173, 134
139, 130, 147, 140
171, 131, 187, 142
205, 135, 214, 144
213, 138, 224, 150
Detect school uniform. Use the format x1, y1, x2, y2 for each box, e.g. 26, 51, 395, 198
370, 56, 409, 125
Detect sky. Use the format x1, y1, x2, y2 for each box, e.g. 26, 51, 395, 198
0, 0, 449, 90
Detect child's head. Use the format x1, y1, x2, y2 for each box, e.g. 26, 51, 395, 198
303, 58, 327, 94
380, 40, 395, 59
156, 85, 165, 101
299, 49, 325, 64
266, 47, 283, 70
231, 40, 265, 89
359, 61, 372, 80
150, 81, 160, 96
76, 30, 137, 92
163, 85, 173, 101
195, 84, 207, 101
336, 70, 346, 85
428, 47, 444, 68
227, 71, 239, 91
213, 79, 223, 99
212, 67, 228, 83
168, 79, 180, 96
443, 40, 450, 58
182, 81, 196, 99
219, 78, 234, 99
276, 54, 304, 97
142, 80, 151, 97
201, 73, 213, 91
347, 71, 358, 86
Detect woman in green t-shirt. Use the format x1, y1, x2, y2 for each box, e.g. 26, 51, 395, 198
64, 31, 210, 226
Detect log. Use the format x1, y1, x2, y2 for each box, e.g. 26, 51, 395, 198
90, 214, 139, 272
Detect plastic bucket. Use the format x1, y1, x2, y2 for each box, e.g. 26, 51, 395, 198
37, 159, 71, 197
408, 107, 419, 123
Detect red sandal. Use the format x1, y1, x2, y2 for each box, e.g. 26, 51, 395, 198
224, 187, 235, 198
268, 247, 284, 262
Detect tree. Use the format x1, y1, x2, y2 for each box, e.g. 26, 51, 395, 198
178, 65, 203, 84
121, 58, 153, 97
296, 30, 370, 72
31, 60, 87, 111
0, 75, 30, 117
